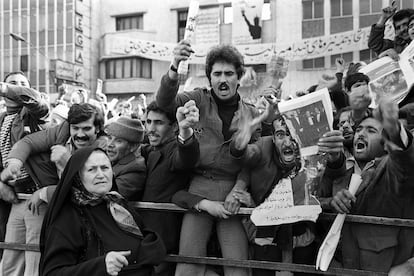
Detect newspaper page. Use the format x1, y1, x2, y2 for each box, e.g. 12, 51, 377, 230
177, 0, 199, 75
359, 40, 414, 108
278, 88, 333, 156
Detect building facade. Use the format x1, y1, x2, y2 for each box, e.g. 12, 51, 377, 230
98, 0, 408, 101
0, 0, 100, 101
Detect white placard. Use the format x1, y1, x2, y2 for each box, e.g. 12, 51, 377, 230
251, 178, 322, 226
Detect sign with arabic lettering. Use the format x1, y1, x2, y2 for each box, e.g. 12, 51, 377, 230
104, 26, 371, 64
195, 7, 220, 45
251, 177, 322, 226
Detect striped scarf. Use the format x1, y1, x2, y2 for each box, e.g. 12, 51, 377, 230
0, 114, 30, 180
71, 178, 143, 238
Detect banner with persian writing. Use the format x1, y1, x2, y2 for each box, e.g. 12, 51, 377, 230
104, 26, 371, 64
195, 7, 220, 45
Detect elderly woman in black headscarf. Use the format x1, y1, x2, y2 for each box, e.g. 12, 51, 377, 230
39, 146, 166, 276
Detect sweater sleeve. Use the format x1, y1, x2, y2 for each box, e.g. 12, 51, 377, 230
8, 122, 68, 163
368, 23, 395, 55
5, 85, 49, 119
156, 73, 181, 112
170, 135, 200, 171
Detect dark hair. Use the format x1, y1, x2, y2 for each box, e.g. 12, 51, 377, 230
344, 73, 370, 91
145, 101, 176, 124
3, 71, 31, 87
205, 45, 245, 83
393, 9, 414, 27
307, 84, 318, 94
68, 103, 105, 133
333, 106, 352, 130
409, 14, 414, 26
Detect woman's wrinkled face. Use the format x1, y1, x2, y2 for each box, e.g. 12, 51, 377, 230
80, 150, 113, 196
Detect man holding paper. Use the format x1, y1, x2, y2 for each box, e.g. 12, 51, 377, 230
230, 114, 320, 276
317, 98, 414, 273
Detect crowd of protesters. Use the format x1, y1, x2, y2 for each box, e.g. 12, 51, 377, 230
2, 3, 414, 276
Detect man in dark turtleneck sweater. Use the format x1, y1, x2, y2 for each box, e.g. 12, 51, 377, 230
0, 72, 48, 269
156, 41, 265, 276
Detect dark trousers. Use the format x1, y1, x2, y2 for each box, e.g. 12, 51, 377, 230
0, 200, 11, 259
252, 242, 318, 276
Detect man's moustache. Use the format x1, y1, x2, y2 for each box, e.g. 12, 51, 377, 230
74, 136, 89, 141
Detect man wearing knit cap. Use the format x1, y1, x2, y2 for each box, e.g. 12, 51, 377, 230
105, 117, 146, 200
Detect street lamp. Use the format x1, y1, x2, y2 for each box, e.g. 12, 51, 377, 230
9, 32, 50, 94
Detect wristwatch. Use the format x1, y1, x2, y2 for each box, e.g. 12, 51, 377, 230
170, 64, 178, 73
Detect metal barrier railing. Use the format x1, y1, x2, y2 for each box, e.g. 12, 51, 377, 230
1, 201, 411, 276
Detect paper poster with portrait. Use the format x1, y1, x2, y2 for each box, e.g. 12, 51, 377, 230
359, 40, 414, 108
278, 88, 333, 157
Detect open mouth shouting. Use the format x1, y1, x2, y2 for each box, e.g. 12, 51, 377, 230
218, 83, 230, 93
354, 138, 368, 154
282, 146, 296, 163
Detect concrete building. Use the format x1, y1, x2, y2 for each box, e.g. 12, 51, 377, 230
0, 0, 100, 101
3, 0, 413, 102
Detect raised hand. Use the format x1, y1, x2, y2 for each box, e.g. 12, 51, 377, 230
172, 39, 194, 69
335, 58, 345, 73
317, 130, 344, 163
176, 100, 199, 130
373, 97, 400, 142
378, 0, 397, 26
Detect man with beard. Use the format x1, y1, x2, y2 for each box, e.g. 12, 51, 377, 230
156, 40, 274, 276
104, 117, 146, 200
317, 98, 414, 273
139, 100, 200, 276
368, 3, 414, 55
0, 72, 49, 273
228, 115, 317, 276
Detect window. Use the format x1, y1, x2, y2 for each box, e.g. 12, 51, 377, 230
330, 52, 353, 67
262, 0, 271, 21
331, 0, 352, 17
223, 6, 233, 24
360, 0, 382, 14
20, 55, 29, 72
360, 49, 376, 63
116, 14, 143, 31
105, 58, 152, 79
395, 0, 414, 9
303, 0, 324, 20
303, 57, 325, 69
252, 64, 267, 73
178, 10, 188, 42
